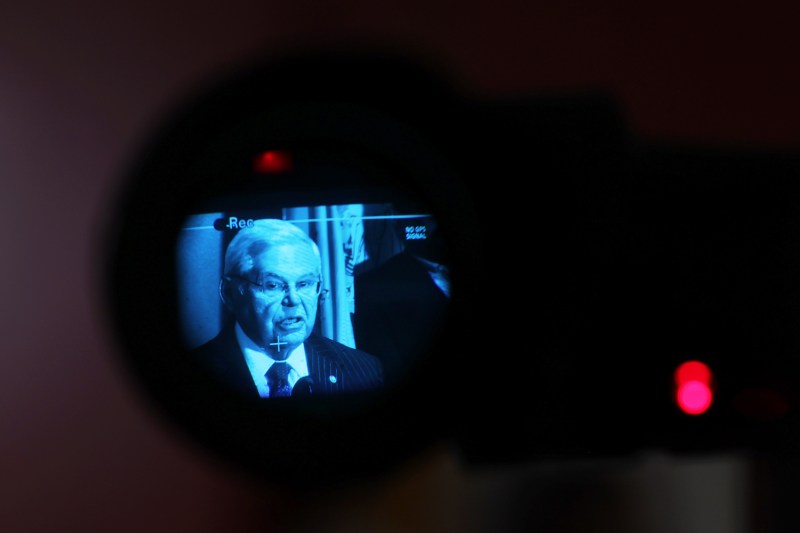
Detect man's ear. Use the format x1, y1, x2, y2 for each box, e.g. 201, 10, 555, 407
219, 277, 241, 312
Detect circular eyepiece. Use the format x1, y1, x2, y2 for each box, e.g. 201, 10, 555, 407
104, 51, 480, 488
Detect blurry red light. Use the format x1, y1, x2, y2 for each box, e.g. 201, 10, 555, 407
677, 381, 713, 415
254, 150, 292, 173
675, 360, 711, 385
674, 360, 713, 415
734, 387, 790, 421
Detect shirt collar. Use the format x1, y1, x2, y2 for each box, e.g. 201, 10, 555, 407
234, 323, 310, 396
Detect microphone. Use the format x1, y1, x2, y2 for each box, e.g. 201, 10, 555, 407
292, 377, 314, 397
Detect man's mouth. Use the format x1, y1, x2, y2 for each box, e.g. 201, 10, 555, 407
277, 317, 304, 329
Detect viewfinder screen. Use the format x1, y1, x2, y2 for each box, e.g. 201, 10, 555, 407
177, 202, 451, 398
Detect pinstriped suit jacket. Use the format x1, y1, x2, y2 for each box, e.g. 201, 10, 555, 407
192, 323, 384, 397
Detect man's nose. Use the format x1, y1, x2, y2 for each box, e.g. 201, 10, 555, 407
282, 286, 301, 306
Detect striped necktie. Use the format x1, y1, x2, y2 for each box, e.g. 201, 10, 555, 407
266, 362, 293, 397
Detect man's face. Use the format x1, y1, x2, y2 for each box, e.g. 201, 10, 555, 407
229, 242, 320, 357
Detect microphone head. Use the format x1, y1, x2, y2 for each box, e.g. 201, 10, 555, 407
292, 376, 314, 397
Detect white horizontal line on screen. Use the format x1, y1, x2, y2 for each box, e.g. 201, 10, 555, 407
182, 214, 432, 231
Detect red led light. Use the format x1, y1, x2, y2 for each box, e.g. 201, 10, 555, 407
674, 360, 713, 415
677, 381, 713, 415
253, 150, 292, 173
675, 360, 711, 385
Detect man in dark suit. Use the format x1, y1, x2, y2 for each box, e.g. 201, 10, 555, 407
193, 219, 383, 398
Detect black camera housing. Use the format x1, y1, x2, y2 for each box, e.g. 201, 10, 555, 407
105, 48, 800, 488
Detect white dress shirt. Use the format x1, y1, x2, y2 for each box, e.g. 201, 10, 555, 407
235, 323, 310, 398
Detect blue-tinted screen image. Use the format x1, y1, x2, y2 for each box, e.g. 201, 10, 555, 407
177, 202, 450, 397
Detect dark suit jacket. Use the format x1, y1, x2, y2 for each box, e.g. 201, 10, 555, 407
192, 323, 384, 397
353, 251, 449, 385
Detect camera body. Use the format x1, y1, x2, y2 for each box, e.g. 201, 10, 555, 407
105, 49, 800, 488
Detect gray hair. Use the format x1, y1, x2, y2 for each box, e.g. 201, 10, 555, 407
223, 219, 321, 277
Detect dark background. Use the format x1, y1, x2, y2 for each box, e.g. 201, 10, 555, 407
3, 1, 800, 531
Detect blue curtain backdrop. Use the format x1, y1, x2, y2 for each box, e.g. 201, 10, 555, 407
177, 213, 225, 349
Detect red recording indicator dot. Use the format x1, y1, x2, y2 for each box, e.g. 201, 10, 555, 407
674, 360, 713, 415
253, 150, 292, 173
